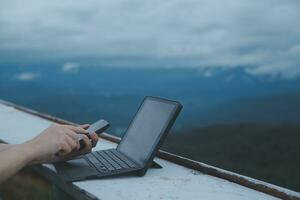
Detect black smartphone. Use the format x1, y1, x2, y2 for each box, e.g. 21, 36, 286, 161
78, 119, 110, 148
86, 119, 110, 135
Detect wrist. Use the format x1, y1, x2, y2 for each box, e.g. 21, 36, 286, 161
18, 141, 38, 165
0, 143, 16, 152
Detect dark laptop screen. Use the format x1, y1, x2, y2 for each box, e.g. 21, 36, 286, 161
117, 97, 178, 166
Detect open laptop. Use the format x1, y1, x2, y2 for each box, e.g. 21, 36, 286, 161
55, 96, 182, 182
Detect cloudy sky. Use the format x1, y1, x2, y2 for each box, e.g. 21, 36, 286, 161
0, 0, 300, 79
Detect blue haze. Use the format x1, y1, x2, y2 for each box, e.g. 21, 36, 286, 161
1, 62, 300, 136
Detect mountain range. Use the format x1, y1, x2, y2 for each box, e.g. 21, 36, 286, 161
1, 63, 300, 134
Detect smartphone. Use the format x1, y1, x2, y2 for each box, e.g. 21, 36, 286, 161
86, 119, 110, 135
78, 119, 110, 148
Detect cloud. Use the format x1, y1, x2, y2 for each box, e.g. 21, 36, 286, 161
62, 62, 80, 73
14, 72, 39, 81
0, 0, 300, 79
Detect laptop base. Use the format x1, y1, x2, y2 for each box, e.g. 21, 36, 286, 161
55, 150, 162, 182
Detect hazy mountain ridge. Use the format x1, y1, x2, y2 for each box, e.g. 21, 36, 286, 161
1, 65, 300, 134
189, 91, 300, 126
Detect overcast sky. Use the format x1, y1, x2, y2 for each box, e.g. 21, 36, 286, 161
0, 0, 300, 79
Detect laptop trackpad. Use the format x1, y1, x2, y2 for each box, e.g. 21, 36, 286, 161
55, 158, 98, 181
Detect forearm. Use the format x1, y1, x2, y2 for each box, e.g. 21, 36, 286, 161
0, 143, 16, 152
0, 143, 35, 184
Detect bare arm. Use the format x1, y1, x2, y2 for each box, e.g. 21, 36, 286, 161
0, 143, 15, 152
0, 142, 35, 183
0, 124, 99, 184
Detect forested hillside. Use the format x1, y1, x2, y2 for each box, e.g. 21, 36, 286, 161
163, 123, 300, 192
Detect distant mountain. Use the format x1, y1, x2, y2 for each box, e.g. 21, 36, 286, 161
1, 64, 300, 134
162, 123, 300, 192
188, 91, 300, 127
2, 64, 300, 99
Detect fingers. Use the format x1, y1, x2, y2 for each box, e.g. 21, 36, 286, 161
64, 127, 97, 148
63, 128, 76, 138
65, 134, 80, 151
64, 128, 82, 151
81, 124, 98, 146
80, 134, 92, 154
55, 124, 96, 160
56, 131, 80, 157
65, 124, 99, 147
63, 125, 89, 135
90, 133, 99, 147
80, 124, 90, 129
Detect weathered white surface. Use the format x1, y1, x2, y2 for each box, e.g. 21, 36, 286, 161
0, 103, 280, 200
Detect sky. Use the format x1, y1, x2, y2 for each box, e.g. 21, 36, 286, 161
0, 0, 300, 79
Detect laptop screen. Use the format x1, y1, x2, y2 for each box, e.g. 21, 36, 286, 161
117, 97, 180, 166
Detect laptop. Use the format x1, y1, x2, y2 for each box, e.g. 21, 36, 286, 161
54, 96, 182, 182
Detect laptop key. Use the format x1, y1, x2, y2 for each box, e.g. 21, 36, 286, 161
102, 151, 122, 170
106, 151, 129, 169
88, 156, 100, 164
95, 152, 115, 170
94, 164, 108, 173
99, 152, 118, 170
112, 151, 136, 168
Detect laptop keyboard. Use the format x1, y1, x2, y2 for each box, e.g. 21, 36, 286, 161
85, 149, 136, 173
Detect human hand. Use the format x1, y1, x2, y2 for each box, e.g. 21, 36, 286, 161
25, 123, 99, 164
79, 124, 99, 148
